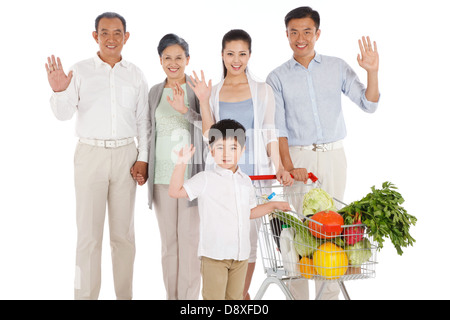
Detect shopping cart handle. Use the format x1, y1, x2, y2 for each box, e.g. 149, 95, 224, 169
250, 172, 318, 182
308, 172, 318, 183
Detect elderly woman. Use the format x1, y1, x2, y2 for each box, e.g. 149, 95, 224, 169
145, 33, 205, 300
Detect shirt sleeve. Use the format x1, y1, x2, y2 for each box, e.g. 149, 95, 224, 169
183, 171, 207, 201
50, 65, 78, 121
135, 72, 150, 162
341, 60, 379, 113
266, 72, 288, 138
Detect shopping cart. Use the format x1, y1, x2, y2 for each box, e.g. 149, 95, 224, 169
249, 174, 377, 300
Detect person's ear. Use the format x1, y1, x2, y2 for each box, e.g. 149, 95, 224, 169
124, 32, 130, 44
92, 31, 99, 43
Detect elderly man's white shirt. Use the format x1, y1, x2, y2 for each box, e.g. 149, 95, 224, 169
50, 54, 150, 162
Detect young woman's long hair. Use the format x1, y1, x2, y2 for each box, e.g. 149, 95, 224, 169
221, 29, 252, 78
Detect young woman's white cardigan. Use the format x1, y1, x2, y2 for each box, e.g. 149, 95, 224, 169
206, 70, 278, 179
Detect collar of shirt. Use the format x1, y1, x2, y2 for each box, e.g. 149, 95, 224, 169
288, 52, 322, 70
213, 163, 247, 179
93, 52, 130, 69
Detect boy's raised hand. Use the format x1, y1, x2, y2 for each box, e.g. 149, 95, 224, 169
176, 144, 196, 165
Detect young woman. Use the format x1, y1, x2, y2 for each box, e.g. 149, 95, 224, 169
189, 29, 307, 299
143, 33, 205, 300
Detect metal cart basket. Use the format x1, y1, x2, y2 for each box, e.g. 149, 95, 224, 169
249, 174, 377, 300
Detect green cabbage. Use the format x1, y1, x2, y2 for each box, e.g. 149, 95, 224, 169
345, 238, 372, 265
273, 211, 322, 258
293, 220, 323, 257
302, 188, 337, 217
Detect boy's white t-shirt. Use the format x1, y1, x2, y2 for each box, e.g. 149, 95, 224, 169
183, 164, 257, 261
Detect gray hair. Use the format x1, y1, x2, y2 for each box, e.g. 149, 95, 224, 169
95, 12, 127, 33
157, 33, 190, 57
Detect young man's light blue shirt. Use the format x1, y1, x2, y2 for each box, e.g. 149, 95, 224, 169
266, 53, 379, 146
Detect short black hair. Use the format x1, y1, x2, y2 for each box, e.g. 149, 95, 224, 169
208, 119, 246, 148
95, 12, 127, 33
284, 6, 320, 30
157, 33, 190, 57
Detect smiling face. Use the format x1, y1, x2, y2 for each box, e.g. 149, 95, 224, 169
222, 40, 251, 77
160, 44, 190, 82
210, 137, 245, 172
93, 17, 129, 65
286, 17, 320, 66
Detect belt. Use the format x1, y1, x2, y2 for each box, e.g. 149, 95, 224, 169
79, 137, 135, 148
292, 140, 344, 152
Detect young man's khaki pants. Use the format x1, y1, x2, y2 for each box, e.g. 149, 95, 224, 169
73, 142, 137, 300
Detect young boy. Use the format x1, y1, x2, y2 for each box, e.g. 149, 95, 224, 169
169, 119, 291, 300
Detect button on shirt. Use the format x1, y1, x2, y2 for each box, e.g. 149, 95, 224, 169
50, 54, 150, 162
266, 53, 379, 146
183, 164, 257, 261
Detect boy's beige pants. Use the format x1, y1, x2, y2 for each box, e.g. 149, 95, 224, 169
73, 142, 137, 300
201, 257, 248, 300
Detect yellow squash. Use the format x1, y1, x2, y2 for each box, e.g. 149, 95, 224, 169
313, 242, 349, 279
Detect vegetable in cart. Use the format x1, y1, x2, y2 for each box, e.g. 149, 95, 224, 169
338, 182, 417, 256
272, 211, 323, 258
251, 175, 379, 300
343, 223, 365, 245
302, 188, 337, 217
313, 242, 349, 279
345, 237, 372, 265
308, 210, 344, 239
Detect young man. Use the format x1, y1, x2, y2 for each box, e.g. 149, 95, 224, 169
45, 12, 149, 299
266, 6, 380, 300
169, 119, 291, 300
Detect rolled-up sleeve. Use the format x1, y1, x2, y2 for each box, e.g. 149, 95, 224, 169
341, 61, 379, 114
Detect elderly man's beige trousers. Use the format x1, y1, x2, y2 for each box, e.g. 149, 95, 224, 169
73, 142, 137, 300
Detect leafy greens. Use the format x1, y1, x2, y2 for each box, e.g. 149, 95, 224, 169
338, 182, 417, 256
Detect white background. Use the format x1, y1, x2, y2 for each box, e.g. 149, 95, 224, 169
0, 0, 449, 300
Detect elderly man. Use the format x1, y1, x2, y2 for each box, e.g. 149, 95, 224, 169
45, 12, 149, 300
